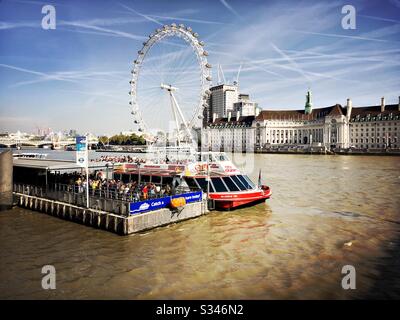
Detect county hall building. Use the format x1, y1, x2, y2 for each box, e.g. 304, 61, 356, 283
205, 87, 400, 152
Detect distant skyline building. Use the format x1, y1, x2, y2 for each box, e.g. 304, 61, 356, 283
209, 84, 239, 119
233, 94, 261, 117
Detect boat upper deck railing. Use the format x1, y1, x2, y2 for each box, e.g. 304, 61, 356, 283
13, 152, 48, 159
149, 146, 231, 164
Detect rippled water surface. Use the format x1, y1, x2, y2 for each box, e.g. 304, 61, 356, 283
1, 152, 399, 299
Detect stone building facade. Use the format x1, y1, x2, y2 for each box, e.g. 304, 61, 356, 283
205, 93, 400, 152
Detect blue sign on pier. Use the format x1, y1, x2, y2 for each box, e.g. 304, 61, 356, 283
129, 191, 203, 215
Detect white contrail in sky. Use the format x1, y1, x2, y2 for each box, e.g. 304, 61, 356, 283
359, 14, 400, 24
219, 0, 241, 19
149, 14, 226, 25
270, 43, 312, 83
119, 3, 163, 26
295, 30, 399, 43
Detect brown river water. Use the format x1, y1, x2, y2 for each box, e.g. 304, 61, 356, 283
0, 151, 399, 299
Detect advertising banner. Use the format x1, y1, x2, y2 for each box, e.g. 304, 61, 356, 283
130, 196, 171, 214
172, 191, 202, 204
129, 191, 203, 215
75, 136, 87, 167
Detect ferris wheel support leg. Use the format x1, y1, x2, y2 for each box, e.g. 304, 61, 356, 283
169, 93, 181, 146
170, 91, 193, 143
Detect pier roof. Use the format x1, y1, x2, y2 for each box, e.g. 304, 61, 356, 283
13, 158, 109, 171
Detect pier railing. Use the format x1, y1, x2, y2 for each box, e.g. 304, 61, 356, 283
13, 183, 198, 217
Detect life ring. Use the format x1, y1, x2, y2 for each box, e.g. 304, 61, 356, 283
170, 197, 186, 208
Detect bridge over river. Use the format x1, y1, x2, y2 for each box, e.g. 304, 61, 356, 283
0, 137, 99, 148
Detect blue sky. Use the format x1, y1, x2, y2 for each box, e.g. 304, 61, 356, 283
0, 0, 399, 135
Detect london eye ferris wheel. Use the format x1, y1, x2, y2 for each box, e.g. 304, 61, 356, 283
129, 23, 212, 146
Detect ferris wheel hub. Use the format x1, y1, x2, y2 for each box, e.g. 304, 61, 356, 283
160, 83, 179, 92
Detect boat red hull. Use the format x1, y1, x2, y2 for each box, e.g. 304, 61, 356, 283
209, 186, 271, 210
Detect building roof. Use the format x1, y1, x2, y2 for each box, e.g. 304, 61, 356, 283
209, 115, 255, 127
13, 158, 110, 172
255, 104, 345, 121
349, 104, 400, 121
210, 84, 237, 91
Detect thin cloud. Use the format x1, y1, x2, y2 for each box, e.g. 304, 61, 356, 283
149, 14, 226, 25
0, 63, 127, 88
294, 30, 399, 43
270, 43, 312, 83
0, 21, 39, 30
219, 0, 241, 19
119, 3, 163, 26
359, 14, 400, 24
59, 20, 147, 41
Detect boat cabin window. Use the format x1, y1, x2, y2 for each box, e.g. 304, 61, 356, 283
237, 175, 254, 190
243, 175, 256, 189
217, 153, 228, 161
231, 175, 247, 191
222, 176, 240, 191
199, 154, 214, 162
211, 177, 228, 192
194, 178, 215, 192
185, 177, 200, 191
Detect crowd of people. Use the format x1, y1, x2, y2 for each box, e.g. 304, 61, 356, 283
90, 155, 146, 164
74, 177, 173, 201
90, 155, 192, 165
50, 171, 176, 202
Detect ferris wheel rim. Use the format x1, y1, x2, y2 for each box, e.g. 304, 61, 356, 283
129, 23, 212, 135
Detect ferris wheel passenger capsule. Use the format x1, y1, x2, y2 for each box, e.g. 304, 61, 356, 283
205, 63, 212, 68
134, 120, 139, 124
156, 28, 161, 33
202, 50, 209, 56
179, 24, 185, 28
171, 23, 177, 27
199, 41, 204, 46
206, 76, 212, 81
193, 32, 199, 38
187, 27, 192, 32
